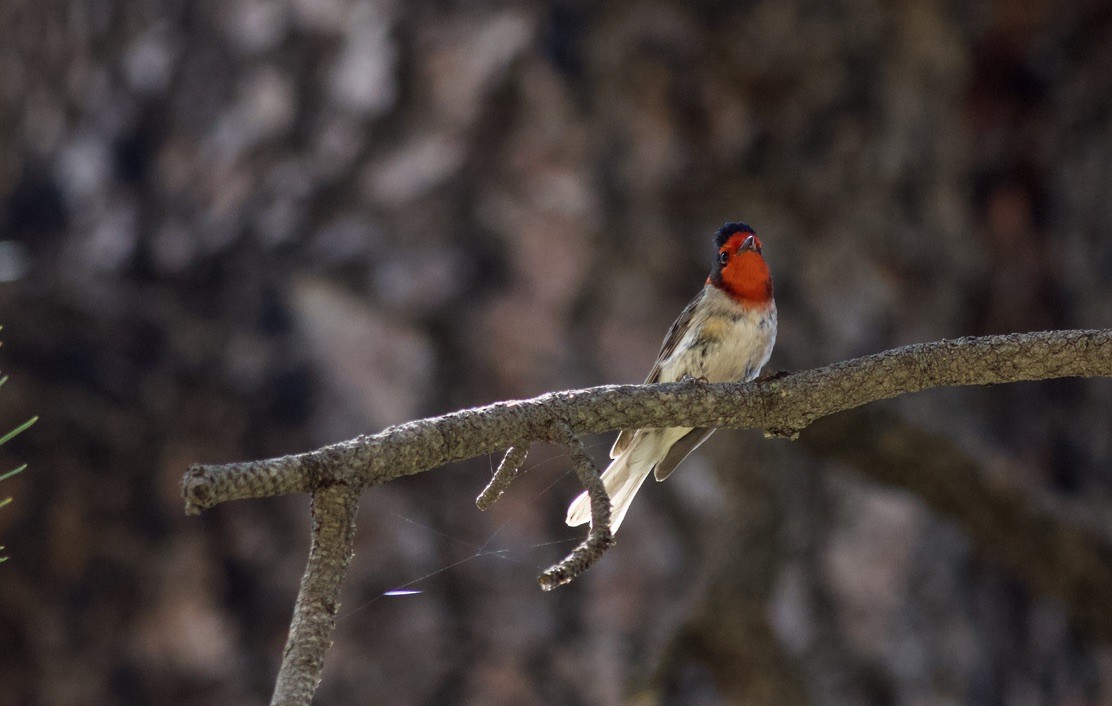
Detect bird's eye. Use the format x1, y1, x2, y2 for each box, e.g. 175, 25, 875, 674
718, 251, 729, 266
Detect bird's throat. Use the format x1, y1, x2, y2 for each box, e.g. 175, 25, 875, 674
713, 253, 773, 305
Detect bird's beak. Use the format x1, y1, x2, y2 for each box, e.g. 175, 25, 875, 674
737, 235, 756, 254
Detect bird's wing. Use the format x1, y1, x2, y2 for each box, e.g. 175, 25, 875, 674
653, 427, 714, 480
610, 288, 705, 459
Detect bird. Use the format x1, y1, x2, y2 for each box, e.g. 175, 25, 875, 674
566, 222, 777, 533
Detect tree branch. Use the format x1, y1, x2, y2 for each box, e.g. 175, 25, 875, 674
475, 444, 530, 510
538, 433, 615, 590
271, 483, 360, 705
183, 330, 1112, 511
180, 328, 1112, 705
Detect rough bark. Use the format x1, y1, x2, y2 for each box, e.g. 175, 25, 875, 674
184, 330, 1112, 509
271, 484, 360, 706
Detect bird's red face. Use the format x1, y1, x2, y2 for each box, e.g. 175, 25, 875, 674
709, 231, 773, 305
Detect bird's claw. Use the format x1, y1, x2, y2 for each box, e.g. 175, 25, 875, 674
680, 374, 710, 384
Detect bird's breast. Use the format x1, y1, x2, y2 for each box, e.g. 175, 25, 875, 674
661, 298, 776, 383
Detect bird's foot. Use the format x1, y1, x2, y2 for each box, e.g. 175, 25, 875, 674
679, 374, 711, 384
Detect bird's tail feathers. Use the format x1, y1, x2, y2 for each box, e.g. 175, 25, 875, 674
565, 446, 656, 533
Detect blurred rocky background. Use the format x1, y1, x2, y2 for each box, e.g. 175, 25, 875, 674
2, 0, 1112, 703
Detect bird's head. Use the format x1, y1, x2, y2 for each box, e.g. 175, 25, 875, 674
707, 222, 773, 306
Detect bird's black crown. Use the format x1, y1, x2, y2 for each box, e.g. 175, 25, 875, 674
714, 221, 756, 249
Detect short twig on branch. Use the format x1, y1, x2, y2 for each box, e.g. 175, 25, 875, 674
476, 432, 617, 588
180, 329, 1112, 706
475, 444, 530, 510
538, 432, 615, 590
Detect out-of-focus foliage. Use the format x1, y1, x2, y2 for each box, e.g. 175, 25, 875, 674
2, 0, 1112, 704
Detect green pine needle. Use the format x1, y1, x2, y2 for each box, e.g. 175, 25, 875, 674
0, 464, 26, 483
1, 326, 28, 568
0, 416, 36, 447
